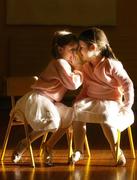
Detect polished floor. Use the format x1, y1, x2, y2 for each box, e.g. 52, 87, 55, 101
0, 149, 136, 180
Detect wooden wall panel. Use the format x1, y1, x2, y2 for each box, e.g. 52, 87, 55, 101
8, 36, 51, 76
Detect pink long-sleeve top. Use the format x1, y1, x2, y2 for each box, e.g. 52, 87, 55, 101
31, 59, 83, 102
77, 58, 134, 109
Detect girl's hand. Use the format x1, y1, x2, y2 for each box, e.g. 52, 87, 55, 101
71, 55, 83, 71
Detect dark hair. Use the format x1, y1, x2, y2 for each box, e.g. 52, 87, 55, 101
51, 30, 78, 59
79, 27, 116, 59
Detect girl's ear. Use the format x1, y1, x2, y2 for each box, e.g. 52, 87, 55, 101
58, 46, 63, 54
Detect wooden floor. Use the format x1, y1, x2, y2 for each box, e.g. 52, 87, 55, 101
0, 149, 136, 180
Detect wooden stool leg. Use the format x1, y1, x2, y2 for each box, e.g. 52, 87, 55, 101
1, 116, 13, 161
84, 135, 91, 157
24, 120, 35, 168
116, 130, 121, 162
39, 133, 48, 157
128, 126, 136, 158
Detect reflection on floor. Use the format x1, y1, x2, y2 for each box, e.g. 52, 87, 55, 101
0, 150, 136, 180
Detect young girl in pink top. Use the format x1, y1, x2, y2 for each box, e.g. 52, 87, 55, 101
71, 27, 134, 166
11, 30, 83, 164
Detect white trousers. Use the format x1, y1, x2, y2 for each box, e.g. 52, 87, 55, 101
74, 98, 134, 132
73, 121, 119, 158
14, 102, 73, 155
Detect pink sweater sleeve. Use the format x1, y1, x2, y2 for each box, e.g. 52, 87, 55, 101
111, 60, 134, 109
55, 59, 83, 90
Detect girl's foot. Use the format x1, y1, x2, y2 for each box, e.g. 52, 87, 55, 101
12, 152, 22, 163
70, 151, 83, 164
11, 140, 26, 163
43, 145, 53, 166
116, 150, 126, 166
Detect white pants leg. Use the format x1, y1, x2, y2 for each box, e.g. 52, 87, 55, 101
101, 124, 118, 158
15, 102, 74, 155
73, 121, 119, 157
46, 103, 74, 149
46, 128, 67, 149
15, 130, 46, 154
73, 121, 86, 153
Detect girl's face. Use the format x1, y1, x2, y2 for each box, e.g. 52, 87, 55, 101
79, 40, 96, 62
58, 43, 78, 64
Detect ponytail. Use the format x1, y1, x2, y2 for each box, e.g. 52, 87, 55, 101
101, 44, 116, 59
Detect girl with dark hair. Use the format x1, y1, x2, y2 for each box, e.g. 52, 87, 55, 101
71, 27, 134, 166
11, 30, 83, 164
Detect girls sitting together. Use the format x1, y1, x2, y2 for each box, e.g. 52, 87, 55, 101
10, 28, 134, 167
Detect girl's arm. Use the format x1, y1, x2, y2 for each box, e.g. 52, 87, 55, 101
112, 60, 134, 109
56, 59, 83, 90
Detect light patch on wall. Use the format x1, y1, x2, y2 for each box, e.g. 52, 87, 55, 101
6, 0, 116, 26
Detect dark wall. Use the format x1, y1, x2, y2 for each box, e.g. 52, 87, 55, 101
0, 0, 137, 86
0, 0, 137, 148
